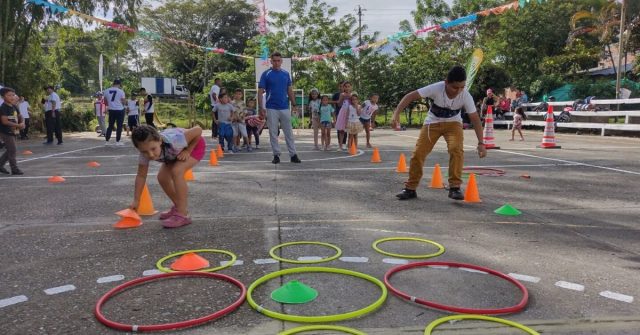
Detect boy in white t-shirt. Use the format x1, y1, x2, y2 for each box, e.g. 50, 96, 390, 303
18, 96, 32, 139
104, 79, 127, 146
43, 85, 63, 145
392, 66, 486, 201
126, 92, 140, 136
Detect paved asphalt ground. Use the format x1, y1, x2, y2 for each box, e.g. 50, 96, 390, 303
1, 128, 639, 335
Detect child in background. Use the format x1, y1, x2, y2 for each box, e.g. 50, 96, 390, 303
319, 95, 334, 151
18, 96, 32, 140
126, 92, 139, 136
335, 82, 353, 151
244, 98, 262, 149
346, 93, 363, 151
131, 125, 205, 228
94, 93, 106, 137
213, 93, 234, 152
361, 93, 379, 148
0, 87, 25, 175
510, 106, 526, 141
308, 88, 321, 150
231, 89, 249, 152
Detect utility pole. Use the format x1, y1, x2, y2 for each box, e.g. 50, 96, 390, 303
615, 0, 626, 102
357, 5, 364, 46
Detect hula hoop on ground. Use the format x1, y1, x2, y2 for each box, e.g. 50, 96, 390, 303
424, 315, 540, 335
384, 261, 528, 315
372, 237, 445, 259
269, 241, 342, 264
95, 271, 246, 332
280, 325, 366, 335
247, 267, 387, 323
156, 249, 237, 273
463, 167, 505, 177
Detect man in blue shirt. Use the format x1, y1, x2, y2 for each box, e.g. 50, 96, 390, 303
258, 52, 301, 164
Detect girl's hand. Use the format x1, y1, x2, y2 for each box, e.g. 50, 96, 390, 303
129, 201, 139, 211
177, 150, 191, 161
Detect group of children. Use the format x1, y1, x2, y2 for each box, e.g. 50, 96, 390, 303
212, 88, 264, 153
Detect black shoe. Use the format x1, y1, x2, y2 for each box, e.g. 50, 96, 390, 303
0, 166, 9, 174
448, 187, 464, 200
396, 188, 417, 200
290, 155, 301, 163
57, 141, 63, 145
272, 155, 280, 164
11, 168, 23, 175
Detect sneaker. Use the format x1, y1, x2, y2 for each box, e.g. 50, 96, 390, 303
104, 141, 112, 146
0, 166, 9, 174
159, 206, 177, 220
115, 141, 124, 146
232, 146, 239, 153
448, 187, 464, 200
57, 141, 63, 145
247, 146, 253, 152
11, 168, 24, 175
272, 155, 280, 164
314, 146, 321, 150
255, 144, 260, 149
396, 188, 417, 200
162, 213, 192, 228
290, 155, 301, 163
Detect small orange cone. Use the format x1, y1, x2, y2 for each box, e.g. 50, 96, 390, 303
216, 144, 224, 158
170, 252, 210, 271
115, 208, 142, 220
87, 161, 101, 167
370, 147, 382, 163
463, 173, 481, 203
48, 175, 65, 183
137, 184, 158, 216
184, 169, 195, 181
22, 150, 33, 155
396, 154, 408, 173
349, 142, 357, 155
429, 164, 445, 189
113, 216, 142, 229
209, 150, 218, 166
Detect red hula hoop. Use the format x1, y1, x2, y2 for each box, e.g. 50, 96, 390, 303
384, 261, 528, 315
95, 271, 247, 332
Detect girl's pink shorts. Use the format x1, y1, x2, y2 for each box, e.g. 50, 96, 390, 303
190, 137, 206, 161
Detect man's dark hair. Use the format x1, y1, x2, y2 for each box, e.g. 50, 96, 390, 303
139, 87, 146, 93
446, 66, 467, 83
0, 87, 15, 97
131, 125, 161, 148
214, 78, 221, 82
370, 93, 379, 98
271, 51, 282, 58
234, 88, 243, 93
219, 92, 228, 99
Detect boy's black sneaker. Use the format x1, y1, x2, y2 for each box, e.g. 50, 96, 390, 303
448, 187, 464, 200
272, 155, 280, 164
11, 169, 24, 175
0, 166, 9, 174
396, 188, 417, 200
290, 155, 301, 163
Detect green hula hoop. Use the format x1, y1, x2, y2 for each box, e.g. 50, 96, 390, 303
425, 315, 540, 335
279, 325, 366, 335
372, 237, 445, 259
247, 267, 387, 323
269, 241, 342, 264
156, 249, 237, 273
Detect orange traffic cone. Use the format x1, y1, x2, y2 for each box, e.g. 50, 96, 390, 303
170, 252, 210, 271
216, 144, 224, 158
463, 173, 481, 203
87, 161, 101, 167
429, 164, 445, 189
370, 147, 382, 163
482, 106, 500, 149
137, 184, 158, 216
114, 216, 142, 229
48, 175, 65, 183
538, 105, 561, 149
396, 154, 408, 173
22, 150, 33, 155
209, 150, 218, 166
349, 142, 357, 155
184, 169, 195, 181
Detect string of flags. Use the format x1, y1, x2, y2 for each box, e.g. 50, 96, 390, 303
26, 0, 521, 62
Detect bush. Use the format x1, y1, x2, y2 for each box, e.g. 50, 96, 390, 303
60, 102, 95, 131
570, 80, 616, 100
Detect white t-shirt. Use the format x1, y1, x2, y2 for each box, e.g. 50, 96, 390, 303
347, 105, 359, 123
105, 87, 126, 110
45, 92, 62, 111
127, 99, 139, 115
209, 84, 220, 106
94, 99, 105, 116
143, 95, 154, 114
361, 100, 378, 120
417, 81, 476, 124
18, 101, 30, 119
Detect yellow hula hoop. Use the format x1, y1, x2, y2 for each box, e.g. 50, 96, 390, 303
156, 249, 237, 273
424, 315, 540, 335
279, 325, 366, 335
269, 241, 342, 264
372, 237, 445, 259
247, 267, 387, 323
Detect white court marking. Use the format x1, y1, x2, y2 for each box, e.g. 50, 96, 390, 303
17, 145, 103, 163
298, 256, 323, 262
555, 281, 585, 291
97, 275, 125, 284
221, 260, 243, 266
44, 285, 76, 295
0, 295, 28, 308
459, 267, 488, 274
508, 273, 541, 283
253, 258, 278, 264
429, 265, 450, 269
599, 290, 634, 303
142, 269, 163, 276
340, 257, 369, 263
382, 258, 409, 265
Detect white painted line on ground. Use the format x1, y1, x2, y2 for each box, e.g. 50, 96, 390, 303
18, 145, 103, 163
508, 273, 541, 283
340, 257, 369, 263
97, 275, 125, 284
382, 258, 409, 265
459, 267, 488, 274
599, 290, 634, 303
44, 285, 76, 295
555, 281, 585, 291
142, 269, 163, 276
253, 258, 278, 264
298, 256, 323, 262
429, 265, 450, 269
0, 295, 28, 308
221, 260, 244, 266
